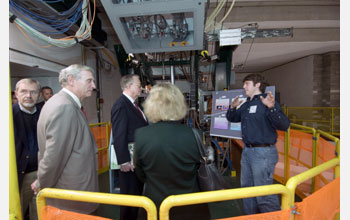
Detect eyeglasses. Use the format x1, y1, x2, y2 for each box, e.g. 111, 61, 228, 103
18, 90, 39, 96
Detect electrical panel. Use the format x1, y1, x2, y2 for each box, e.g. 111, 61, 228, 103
101, 0, 205, 53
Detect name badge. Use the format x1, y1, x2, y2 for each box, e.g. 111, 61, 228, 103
249, 105, 257, 113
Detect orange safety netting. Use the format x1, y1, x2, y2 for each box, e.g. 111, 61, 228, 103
216, 209, 292, 220
233, 129, 337, 198
215, 177, 339, 220
314, 137, 336, 190
90, 126, 109, 170
276, 130, 314, 196
41, 206, 112, 220
294, 177, 340, 220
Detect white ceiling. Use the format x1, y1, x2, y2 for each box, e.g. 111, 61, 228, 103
10, 62, 58, 78
98, 0, 340, 73
10, 0, 340, 77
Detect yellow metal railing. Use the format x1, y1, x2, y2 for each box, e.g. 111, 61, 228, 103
286, 157, 340, 220
316, 130, 340, 180
283, 128, 290, 184
282, 107, 340, 136
10, 115, 339, 220
36, 188, 157, 220
159, 123, 340, 220
89, 122, 110, 174
159, 184, 292, 220
34, 152, 339, 220
9, 76, 22, 220
159, 157, 340, 220
289, 123, 317, 192
286, 157, 340, 205
274, 123, 339, 196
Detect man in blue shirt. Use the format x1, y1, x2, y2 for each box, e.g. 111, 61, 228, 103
226, 73, 290, 214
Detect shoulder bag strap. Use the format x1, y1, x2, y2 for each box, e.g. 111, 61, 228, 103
192, 128, 208, 160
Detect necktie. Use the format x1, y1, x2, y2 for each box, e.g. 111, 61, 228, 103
134, 102, 146, 121
81, 106, 88, 121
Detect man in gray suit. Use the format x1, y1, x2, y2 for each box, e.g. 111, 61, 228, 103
31, 64, 99, 214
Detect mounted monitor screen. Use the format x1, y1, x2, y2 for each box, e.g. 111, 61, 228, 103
210, 86, 275, 139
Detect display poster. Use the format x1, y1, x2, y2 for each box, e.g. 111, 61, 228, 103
210, 86, 275, 139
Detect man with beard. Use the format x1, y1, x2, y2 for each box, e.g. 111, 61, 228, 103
13, 78, 42, 220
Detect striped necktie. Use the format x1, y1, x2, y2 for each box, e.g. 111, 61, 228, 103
134, 102, 146, 121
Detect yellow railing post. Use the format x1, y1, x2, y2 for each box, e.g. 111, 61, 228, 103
313, 132, 320, 193
286, 107, 340, 136
331, 107, 334, 135
316, 130, 340, 179
285, 157, 340, 220
159, 185, 292, 220
284, 127, 290, 183
37, 188, 158, 220
9, 76, 23, 220
289, 123, 317, 192
335, 139, 340, 178
286, 157, 340, 205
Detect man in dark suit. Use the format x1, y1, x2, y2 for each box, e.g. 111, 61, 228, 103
111, 74, 148, 220
36, 86, 53, 109
13, 78, 42, 220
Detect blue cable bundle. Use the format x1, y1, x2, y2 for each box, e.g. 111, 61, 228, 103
9, 0, 85, 35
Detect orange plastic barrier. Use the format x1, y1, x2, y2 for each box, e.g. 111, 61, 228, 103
277, 130, 314, 196
233, 129, 337, 198
216, 209, 292, 220
294, 177, 340, 220
90, 125, 109, 171
314, 137, 336, 190
216, 177, 339, 220
275, 130, 287, 181
41, 206, 111, 220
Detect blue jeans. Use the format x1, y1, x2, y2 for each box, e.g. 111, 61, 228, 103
240, 145, 280, 214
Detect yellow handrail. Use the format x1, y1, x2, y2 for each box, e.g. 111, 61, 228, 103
289, 123, 317, 191
316, 130, 340, 178
284, 128, 290, 183
36, 188, 157, 220
286, 157, 340, 206
286, 106, 340, 136
89, 122, 109, 127
159, 184, 292, 220
9, 74, 22, 220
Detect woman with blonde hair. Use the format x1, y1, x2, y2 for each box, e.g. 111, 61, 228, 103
134, 83, 210, 220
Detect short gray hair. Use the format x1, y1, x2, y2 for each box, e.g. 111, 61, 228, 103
144, 83, 187, 123
120, 74, 139, 91
15, 78, 41, 91
59, 64, 94, 87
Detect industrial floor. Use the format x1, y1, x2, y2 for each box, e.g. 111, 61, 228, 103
95, 171, 245, 220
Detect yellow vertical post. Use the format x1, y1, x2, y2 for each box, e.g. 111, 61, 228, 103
334, 138, 340, 178
331, 107, 334, 135
311, 132, 319, 193
284, 128, 290, 183
105, 123, 110, 170
9, 76, 23, 220
36, 192, 47, 220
